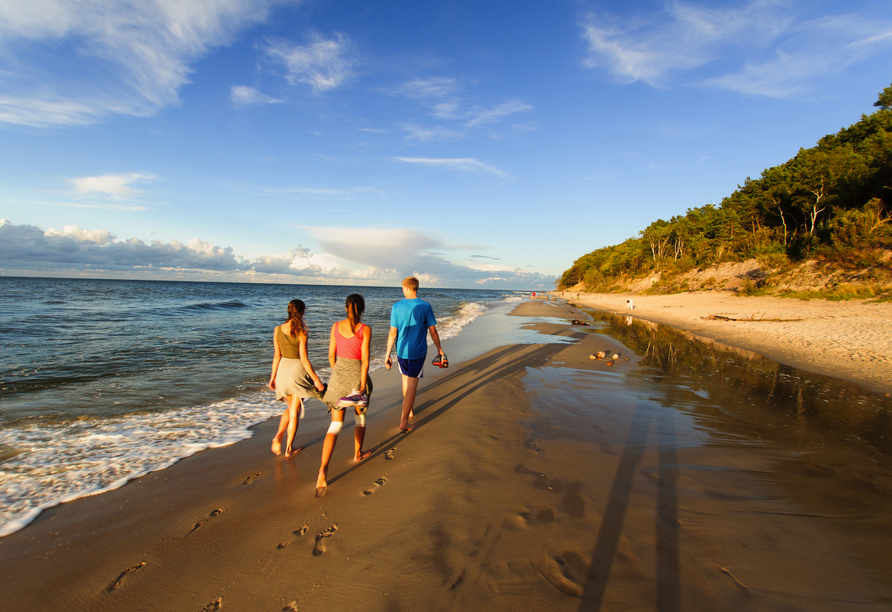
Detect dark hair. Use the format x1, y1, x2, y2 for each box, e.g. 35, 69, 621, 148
345, 294, 365, 334
287, 299, 307, 337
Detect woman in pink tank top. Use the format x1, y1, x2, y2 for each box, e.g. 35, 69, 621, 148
317, 294, 373, 495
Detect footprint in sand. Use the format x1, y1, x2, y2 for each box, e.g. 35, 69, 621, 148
188, 509, 223, 535
384, 447, 397, 460
199, 597, 223, 611
243, 472, 261, 485
363, 476, 388, 496
278, 524, 310, 549
283, 601, 299, 612
107, 561, 145, 592
313, 524, 337, 556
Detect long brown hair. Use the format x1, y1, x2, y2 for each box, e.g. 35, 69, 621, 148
345, 293, 365, 334
286, 299, 307, 337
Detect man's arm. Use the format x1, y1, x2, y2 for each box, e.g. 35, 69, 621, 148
428, 325, 445, 356
385, 326, 398, 369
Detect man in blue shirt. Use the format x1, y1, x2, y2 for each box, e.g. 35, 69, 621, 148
385, 276, 446, 432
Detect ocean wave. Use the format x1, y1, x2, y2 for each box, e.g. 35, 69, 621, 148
433, 302, 487, 342
182, 300, 252, 311
0, 392, 282, 537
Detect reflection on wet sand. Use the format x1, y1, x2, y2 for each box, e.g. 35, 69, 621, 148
522, 311, 892, 610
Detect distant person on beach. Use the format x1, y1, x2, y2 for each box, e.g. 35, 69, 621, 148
316, 294, 374, 495
385, 277, 446, 432
268, 299, 325, 457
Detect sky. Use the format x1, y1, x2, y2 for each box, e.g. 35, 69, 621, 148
1, 0, 891, 289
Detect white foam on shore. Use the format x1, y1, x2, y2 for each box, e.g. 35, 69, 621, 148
430, 302, 487, 343
0, 392, 284, 537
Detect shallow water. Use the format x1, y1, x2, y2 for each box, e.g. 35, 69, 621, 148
521, 310, 892, 606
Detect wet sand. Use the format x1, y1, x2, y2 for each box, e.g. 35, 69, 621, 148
561, 291, 892, 395
0, 299, 890, 610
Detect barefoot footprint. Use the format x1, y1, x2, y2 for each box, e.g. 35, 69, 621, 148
283, 601, 299, 612
363, 476, 388, 496
107, 561, 145, 592
188, 509, 223, 535
313, 524, 337, 556
199, 597, 223, 612
384, 447, 396, 460
278, 524, 309, 549
243, 472, 261, 485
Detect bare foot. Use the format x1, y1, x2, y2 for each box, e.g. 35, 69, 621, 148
316, 471, 327, 496
399, 426, 414, 434
285, 445, 304, 458
271, 438, 282, 455
354, 449, 373, 462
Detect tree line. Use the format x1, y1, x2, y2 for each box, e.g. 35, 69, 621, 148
559, 85, 892, 291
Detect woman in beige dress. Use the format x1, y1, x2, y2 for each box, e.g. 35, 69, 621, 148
268, 299, 325, 457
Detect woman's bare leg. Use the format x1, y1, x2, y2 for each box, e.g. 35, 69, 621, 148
285, 396, 304, 457
354, 407, 371, 461
316, 411, 345, 493
271, 406, 289, 455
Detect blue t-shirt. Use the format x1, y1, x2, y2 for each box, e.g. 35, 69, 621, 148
390, 298, 437, 360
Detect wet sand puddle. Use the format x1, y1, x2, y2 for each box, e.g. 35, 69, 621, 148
521, 311, 892, 611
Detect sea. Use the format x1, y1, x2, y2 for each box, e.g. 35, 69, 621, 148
0, 276, 525, 536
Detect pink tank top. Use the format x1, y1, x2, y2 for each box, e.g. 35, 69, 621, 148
335, 322, 365, 360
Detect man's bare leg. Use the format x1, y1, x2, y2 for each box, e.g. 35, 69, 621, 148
285, 396, 304, 457
271, 406, 289, 455
400, 375, 419, 431
401, 375, 415, 420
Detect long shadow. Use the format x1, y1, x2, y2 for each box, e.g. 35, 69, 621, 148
656, 408, 680, 612
326, 343, 567, 486
578, 400, 654, 611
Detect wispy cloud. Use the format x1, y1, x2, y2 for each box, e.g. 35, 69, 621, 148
0, 0, 293, 126
394, 157, 508, 177
579, 1, 892, 97
70, 173, 155, 199
465, 99, 533, 127
264, 33, 356, 92
396, 77, 458, 99
230, 86, 282, 106
400, 123, 464, 143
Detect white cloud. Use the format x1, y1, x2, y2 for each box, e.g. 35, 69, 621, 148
70, 172, 155, 199
579, 1, 892, 97
0, 0, 295, 126
44, 224, 115, 245
264, 33, 355, 92
0, 220, 554, 288
230, 85, 281, 106
395, 157, 508, 177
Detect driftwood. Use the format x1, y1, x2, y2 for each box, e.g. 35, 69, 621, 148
704, 313, 803, 322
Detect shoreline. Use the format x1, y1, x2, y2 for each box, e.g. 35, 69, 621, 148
1, 299, 890, 610
559, 290, 892, 395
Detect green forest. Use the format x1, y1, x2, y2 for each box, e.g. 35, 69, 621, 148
559, 85, 892, 295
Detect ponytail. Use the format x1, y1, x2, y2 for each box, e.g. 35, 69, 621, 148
345, 293, 365, 334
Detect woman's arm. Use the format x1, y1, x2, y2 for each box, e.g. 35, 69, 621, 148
269, 327, 282, 391
298, 330, 325, 391
328, 322, 338, 369
359, 325, 371, 394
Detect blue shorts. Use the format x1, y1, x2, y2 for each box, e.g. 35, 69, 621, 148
397, 357, 425, 378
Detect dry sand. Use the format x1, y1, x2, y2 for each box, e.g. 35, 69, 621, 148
0, 299, 890, 611
561, 291, 892, 395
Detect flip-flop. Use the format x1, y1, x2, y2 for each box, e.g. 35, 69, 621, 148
431, 355, 448, 368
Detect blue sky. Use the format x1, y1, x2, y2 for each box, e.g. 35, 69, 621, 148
1, 0, 890, 289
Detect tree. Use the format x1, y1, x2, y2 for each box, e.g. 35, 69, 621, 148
875, 84, 892, 111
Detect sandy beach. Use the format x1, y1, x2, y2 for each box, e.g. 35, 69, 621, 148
1, 298, 890, 611
563, 291, 892, 396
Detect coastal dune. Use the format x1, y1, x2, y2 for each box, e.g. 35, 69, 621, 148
0, 299, 890, 610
